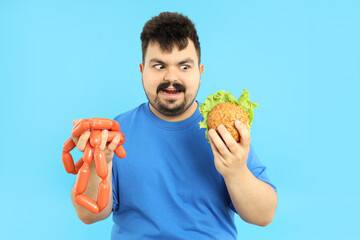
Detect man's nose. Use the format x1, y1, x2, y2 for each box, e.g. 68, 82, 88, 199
164, 66, 179, 81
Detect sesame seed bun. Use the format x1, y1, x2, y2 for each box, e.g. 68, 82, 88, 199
207, 102, 249, 142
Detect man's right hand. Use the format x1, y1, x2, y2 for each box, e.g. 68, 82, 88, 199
71, 119, 121, 162
70, 119, 118, 223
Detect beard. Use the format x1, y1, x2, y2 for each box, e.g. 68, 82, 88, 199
143, 80, 199, 117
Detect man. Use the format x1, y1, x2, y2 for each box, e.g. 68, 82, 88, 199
71, 12, 278, 239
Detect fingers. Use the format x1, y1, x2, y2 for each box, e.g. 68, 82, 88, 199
209, 129, 231, 173
107, 134, 121, 152
216, 125, 238, 151
208, 130, 222, 159
104, 134, 121, 162
210, 124, 238, 156
208, 128, 232, 159
71, 135, 79, 146
75, 130, 90, 151
70, 119, 122, 160
235, 120, 251, 148
100, 130, 108, 150
71, 119, 83, 144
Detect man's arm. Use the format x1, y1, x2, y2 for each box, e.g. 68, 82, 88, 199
71, 160, 113, 224
208, 121, 278, 226
70, 128, 120, 224
223, 166, 277, 226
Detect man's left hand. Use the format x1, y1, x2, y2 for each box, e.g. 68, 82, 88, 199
208, 120, 251, 179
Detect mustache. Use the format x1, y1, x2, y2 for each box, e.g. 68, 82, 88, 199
157, 82, 186, 93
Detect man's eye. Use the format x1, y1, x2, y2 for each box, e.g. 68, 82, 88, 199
154, 64, 164, 69
180, 65, 189, 70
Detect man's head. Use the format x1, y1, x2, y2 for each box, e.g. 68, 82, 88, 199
141, 12, 201, 66
139, 12, 204, 121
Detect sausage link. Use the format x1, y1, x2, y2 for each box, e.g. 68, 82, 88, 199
119, 133, 125, 145
75, 164, 90, 194
89, 118, 113, 130
83, 142, 94, 165
114, 145, 127, 159
75, 194, 99, 214
63, 137, 76, 152
74, 157, 84, 173
107, 131, 119, 142
72, 119, 90, 138
94, 147, 108, 178
110, 120, 120, 131
97, 179, 110, 211
90, 130, 102, 148
62, 152, 75, 174
63, 117, 126, 214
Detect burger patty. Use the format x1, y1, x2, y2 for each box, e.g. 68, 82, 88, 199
207, 102, 249, 142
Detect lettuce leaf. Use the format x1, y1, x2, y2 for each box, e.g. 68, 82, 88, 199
198, 89, 259, 140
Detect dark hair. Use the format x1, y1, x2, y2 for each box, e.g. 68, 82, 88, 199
140, 12, 201, 65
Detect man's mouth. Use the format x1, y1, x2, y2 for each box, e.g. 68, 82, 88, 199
162, 89, 182, 94
157, 82, 186, 96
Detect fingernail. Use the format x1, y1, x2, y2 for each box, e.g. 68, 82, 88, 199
235, 120, 240, 125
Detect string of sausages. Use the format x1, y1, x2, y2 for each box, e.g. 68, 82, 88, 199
62, 118, 126, 214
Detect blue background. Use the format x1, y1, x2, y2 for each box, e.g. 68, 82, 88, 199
1, 0, 359, 239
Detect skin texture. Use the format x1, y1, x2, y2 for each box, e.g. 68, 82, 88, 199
139, 40, 204, 122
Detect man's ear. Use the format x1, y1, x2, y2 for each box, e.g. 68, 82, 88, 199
199, 64, 204, 83
200, 64, 204, 75
139, 63, 144, 73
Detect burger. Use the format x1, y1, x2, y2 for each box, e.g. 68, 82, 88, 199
199, 89, 258, 142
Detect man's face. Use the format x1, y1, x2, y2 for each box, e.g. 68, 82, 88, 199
140, 40, 204, 119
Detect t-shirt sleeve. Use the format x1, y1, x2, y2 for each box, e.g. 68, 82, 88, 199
229, 144, 277, 212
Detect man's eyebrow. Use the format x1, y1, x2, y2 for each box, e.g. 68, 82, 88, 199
178, 58, 195, 65
149, 58, 165, 64
148, 58, 195, 65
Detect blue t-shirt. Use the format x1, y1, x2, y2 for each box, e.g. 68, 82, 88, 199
111, 102, 276, 239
